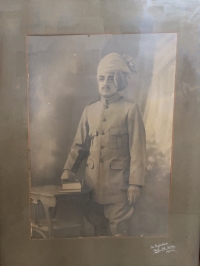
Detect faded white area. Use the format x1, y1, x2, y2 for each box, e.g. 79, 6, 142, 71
143, 34, 176, 163
123, 33, 176, 175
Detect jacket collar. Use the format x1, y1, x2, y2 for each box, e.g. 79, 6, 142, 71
101, 92, 121, 106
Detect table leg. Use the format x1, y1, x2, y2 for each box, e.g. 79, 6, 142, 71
35, 203, 40, 226
31, 204, 36, 224
79, 194, 90, 237
44, 205, 54, 238
77, 202, 85, 237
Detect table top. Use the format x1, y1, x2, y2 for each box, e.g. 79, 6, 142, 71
31, 185, 91, 197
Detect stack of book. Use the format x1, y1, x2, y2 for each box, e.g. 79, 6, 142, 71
60, 180, 82, 193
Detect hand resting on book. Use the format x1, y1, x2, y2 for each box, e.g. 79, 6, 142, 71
61, 170, 75, 182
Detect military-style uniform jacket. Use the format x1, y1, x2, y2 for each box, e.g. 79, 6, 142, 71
64, 92, 146, 204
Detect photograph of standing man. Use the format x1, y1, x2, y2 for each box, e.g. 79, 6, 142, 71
61, 53, 146, 236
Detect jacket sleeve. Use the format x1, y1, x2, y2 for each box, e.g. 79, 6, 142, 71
127, 103, 146, 186
63, 107, 90, 174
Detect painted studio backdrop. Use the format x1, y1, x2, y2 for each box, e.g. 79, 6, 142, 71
28, 34, 177, 238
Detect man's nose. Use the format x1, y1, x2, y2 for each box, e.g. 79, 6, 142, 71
103, 78, 109, 86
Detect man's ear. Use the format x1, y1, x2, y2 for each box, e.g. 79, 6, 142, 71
114, 71, 128, 91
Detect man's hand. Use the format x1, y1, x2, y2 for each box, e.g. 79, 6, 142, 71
127, 185, 140, 205
61, 170, 75, 182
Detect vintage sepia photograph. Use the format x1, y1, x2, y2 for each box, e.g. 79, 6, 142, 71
28, 33, 177, 239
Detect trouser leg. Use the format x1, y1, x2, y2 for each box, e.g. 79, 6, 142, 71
104, 203, 134, 236
83, 200, 109, 236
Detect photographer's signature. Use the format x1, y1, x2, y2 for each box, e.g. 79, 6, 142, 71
150, 243, 176, 255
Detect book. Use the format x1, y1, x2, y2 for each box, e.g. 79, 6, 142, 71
59, 189, 81, 193
61, 181, 82, 190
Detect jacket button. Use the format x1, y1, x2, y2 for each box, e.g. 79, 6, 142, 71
99, 158, 103, 163
101, 131, 105, 135
100, 145, 104, 149
102, 118, 106, 122
104, 105, 109, 109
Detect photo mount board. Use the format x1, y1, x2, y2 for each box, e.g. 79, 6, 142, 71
0, 1, 200, 266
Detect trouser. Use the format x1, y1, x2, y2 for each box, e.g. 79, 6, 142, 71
84, 200, 134, 236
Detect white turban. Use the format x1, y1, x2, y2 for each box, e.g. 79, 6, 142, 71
97, 53, 137, 77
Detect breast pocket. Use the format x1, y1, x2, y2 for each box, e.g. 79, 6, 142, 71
89, 127, 98, 147
109, 126, 129, 149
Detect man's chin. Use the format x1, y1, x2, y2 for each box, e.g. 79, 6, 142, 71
101, 92, 115, 98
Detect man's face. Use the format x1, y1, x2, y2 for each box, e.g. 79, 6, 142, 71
98, 71, 118, 98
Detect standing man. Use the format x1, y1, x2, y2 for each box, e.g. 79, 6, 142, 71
61, 53, 146, 236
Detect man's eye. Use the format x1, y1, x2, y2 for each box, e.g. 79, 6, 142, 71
99, 77, 104, 81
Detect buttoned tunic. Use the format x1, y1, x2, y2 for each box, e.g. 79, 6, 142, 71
64, 92, 146, 204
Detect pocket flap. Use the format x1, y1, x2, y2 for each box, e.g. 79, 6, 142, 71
86, 159, 94, 169
109, 126, 128, 136
89, 127, 98, 137
110, 160, 129, 170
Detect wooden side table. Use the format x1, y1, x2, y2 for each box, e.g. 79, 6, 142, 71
30, 185, 91, 238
